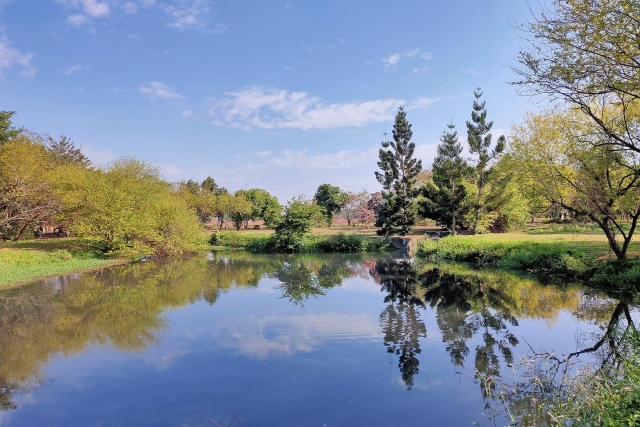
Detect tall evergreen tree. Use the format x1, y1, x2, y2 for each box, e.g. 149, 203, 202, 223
375, 107, 422, 236
466, 88, 506, 233
46, 135, 91, 167
0, 111, 20, 145
419, 123, 470, 235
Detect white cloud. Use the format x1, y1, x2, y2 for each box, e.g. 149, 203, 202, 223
139, 81, 184, 100
211, 313, 381, 358
56, 0, 109, 26
406, 96, 438, 110
63, 63, 91, 75
269, 147, 379, 170
413, 66, 433, 75
209, 86, 436, 131
82, 0, 109, 17
421, 52, 433, 60
126, 33, 140, 40
382, 48, 425, 70
158, 163, 181, 176
67, 14, 87, 26
464, 68, 479, 75
182, 110, 199, 119
162, 0, 226, 33
382, 53, 401, 69
0, 34, 36, 78
139, 0, 156, 6
414, 144, 439, 168
122, 1, 138, 14
112, 86, 126, 92
82, 145, 114, 165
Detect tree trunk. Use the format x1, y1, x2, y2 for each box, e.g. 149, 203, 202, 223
347, 219, 351, 226
13, 215, 40, 241
591, 215, 626, 260
451, 180, 457, 236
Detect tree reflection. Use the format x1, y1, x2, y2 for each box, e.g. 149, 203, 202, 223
271, 254, 367, 306
492, 296, 638, 426
422, 268, 520, 396
376, 260, 428, 390
0, 254, 267, 412
373, 260, 586, 395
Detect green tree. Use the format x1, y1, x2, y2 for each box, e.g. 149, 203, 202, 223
201, 176, 227, 195
271, 196, 324, 252
419, 123, 471, 235
466, 88, 506, 233
230, 194, 253, 231
314, 184, 347, 226
375, 107, 422, 236
0, 111, 20, 145
237, 188, 281, 228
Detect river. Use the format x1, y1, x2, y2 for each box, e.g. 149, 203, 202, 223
0, 251, 636, 426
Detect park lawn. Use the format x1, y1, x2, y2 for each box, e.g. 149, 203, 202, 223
465, 232, 640, 260
208, 222, 640, 260
0, 238, 124, 288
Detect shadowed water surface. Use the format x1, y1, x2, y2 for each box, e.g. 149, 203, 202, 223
0, 252, 636, 426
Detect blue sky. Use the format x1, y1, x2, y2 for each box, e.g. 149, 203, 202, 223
1, 0, 542, 202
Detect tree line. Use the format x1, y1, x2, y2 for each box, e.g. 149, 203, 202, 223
0, 114, 283, 255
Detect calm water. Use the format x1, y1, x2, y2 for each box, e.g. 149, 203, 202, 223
0, 252, 635, 426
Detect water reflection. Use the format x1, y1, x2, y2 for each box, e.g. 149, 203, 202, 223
0, 251, 632, 426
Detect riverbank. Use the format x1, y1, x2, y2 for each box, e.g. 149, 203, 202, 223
210, 231, 397, 253
416, 234, 640, 288
0, 239, 126, 288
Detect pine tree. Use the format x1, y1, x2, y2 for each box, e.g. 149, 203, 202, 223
375, 107, 422, 236
47, 135, 91, 167
419, 123, 470, 234
466, 88, 506, 233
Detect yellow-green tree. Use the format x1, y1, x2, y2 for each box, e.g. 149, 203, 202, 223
509, 109, 640, 260
57, 158, 201, 255
0, 135, 62, 240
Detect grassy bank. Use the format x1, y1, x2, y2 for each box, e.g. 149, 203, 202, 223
210, 231, 397, 253
0, 239, 124, 288
416, 235, 640, 286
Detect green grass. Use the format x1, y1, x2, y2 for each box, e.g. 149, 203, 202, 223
415, 234, 640, 286
209, 232, 396, 253
0, 238, 122, 288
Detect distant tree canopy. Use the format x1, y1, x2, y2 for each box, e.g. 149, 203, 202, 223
238, 188, 281, 228
375, 107, 422, 236
314, 184, 348, 225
